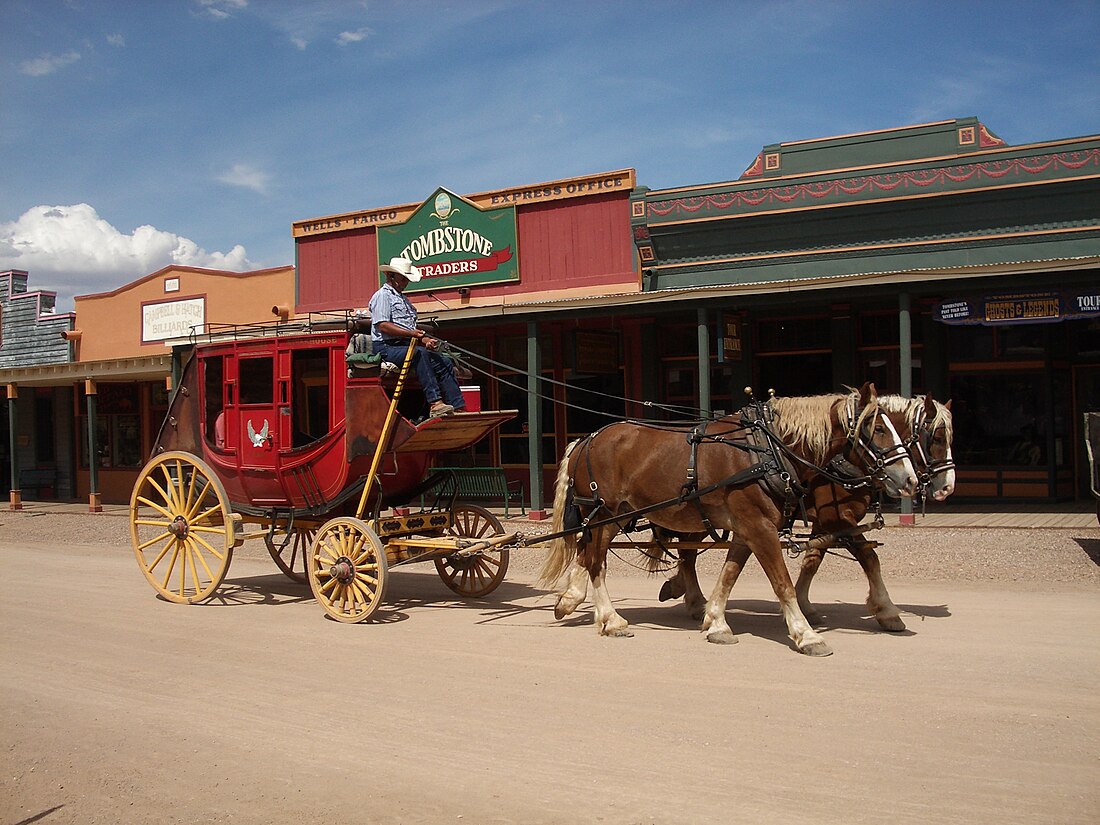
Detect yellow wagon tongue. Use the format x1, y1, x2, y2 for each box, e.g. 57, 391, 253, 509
355, 338, 419, 520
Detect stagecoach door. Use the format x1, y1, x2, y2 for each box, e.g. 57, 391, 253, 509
230, 352, 292, 505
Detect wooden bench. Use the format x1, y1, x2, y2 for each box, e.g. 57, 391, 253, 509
20, 468, 57, 498
431, 467, 526, 517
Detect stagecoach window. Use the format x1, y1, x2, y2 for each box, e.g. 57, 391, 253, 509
203, 355, 224, 447
291, 348, 330, 446
238, 357, 274, 405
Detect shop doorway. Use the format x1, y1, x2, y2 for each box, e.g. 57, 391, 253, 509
1073, 365, 1100, 499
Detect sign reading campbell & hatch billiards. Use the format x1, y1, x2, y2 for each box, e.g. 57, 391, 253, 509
377, 188, 518, 291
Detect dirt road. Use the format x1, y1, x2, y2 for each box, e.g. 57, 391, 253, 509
2, 529, 1098, 825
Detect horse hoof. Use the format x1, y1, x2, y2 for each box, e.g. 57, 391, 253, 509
706, 631, 738, 645
799, 640, 833, 656
877, 616, 907, 632
602, 627, 634, 638
554, 601, 576, 620
659, 579, 684, 602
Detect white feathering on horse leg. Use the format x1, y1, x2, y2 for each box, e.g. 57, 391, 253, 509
591, 569, 632, 637
553, 562, 589, 620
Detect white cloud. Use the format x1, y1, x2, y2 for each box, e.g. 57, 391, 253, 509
196, 0, 248, 21
216, 163, 272, 194
20, 51, 81, 77
106, 34, 125, 47
336, 27, 372, 45
0, 204, 255, 310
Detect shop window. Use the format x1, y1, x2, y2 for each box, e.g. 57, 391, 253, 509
946, 325, 1048, 361
34, 393, 54, 462
756, 316, 830, 353
149, 382, 169, 450
497, 370, 556, 467
77, 383, 143, 469
757, 353, 833, 397
565, 374, 625, 438
949, 372, 1057, 466
656, 322, 699, 358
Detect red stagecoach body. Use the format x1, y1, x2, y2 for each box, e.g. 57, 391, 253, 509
153, 316, 514, 516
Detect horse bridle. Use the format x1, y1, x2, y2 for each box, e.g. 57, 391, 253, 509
841, 395, 911, 485
906, 403, 956, 493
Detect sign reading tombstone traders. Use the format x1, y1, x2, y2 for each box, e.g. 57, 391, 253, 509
378, 188, 519, 291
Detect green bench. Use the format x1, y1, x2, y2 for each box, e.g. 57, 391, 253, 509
430, 466, 526, 517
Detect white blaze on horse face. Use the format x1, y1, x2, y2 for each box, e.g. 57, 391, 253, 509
932, 442, 956, 501
880, 414, 918, 497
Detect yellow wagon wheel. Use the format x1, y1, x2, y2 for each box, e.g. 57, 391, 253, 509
307, 517, 388, 623
130, 451, 236, 604
435, 504, 510, 598
264, 525, 316, 583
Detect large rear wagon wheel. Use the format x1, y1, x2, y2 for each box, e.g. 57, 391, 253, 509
130, 451, 236, 604
264, 525, 316, 583
307, 517, 388, 623
435, 504, 510, 598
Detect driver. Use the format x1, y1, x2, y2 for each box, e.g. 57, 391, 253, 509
368, 256, 465, 419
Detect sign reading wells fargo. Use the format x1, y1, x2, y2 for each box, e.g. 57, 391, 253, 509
378, 188, 518, 291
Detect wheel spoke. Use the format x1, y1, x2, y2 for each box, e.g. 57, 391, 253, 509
137, 530, 173, 553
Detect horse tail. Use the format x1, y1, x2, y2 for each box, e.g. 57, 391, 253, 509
643, 526, 671, 573
538, 439, 582, 588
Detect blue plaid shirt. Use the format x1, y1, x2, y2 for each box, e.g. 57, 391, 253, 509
368, 282, 418, 344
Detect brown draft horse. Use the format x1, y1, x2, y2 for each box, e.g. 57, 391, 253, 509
795, 394, 954, 630
656, 394, 954, 633
538, 382, 918, 655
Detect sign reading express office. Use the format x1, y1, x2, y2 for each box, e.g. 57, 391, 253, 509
378, 188, 518, 291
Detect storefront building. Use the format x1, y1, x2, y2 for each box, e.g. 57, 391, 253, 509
2, 265, 295, 507
292, 118, 1099, 506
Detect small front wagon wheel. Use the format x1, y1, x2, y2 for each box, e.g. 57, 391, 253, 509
130, 451, 235, 604
308, 517, 388, 623
435, 504, 510, 598
265, 524, 316, 583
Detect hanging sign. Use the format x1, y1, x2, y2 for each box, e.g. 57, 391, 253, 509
377, 188, 518, 291
935, 291, 1100, 326
717, 313, 743, 363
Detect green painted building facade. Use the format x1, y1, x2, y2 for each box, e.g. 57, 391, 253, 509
627, 118, 1100, 500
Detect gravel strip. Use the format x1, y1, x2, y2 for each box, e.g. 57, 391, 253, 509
3, 508, 1097, 591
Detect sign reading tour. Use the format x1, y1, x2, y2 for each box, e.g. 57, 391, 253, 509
378, 188, 518, 291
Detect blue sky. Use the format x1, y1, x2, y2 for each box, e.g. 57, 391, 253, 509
1, 0, 1098, 312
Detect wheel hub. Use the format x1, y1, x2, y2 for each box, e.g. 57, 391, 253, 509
329, 556, 355, 584
168, 516, 189, 540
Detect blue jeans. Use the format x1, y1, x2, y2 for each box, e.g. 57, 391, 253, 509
372, 341, 465, 409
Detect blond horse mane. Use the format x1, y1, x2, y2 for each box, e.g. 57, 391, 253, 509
878, 394, 954, 442
769, 388, 872, 466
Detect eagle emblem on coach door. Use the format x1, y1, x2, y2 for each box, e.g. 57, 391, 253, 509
247, 419, 270, 447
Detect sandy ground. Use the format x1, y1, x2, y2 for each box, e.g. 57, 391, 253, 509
1, 512, 1099, 825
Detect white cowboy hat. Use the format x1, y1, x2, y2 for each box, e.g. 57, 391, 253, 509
379, 256, 422, 282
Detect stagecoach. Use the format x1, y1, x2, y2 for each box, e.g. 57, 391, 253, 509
130, 308, 954, 650
129, 311, 518, 622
